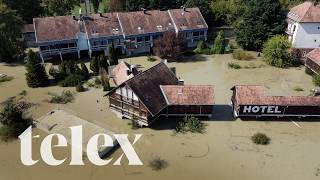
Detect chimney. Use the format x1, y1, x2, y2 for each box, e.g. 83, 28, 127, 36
85, 0, 91, 17
100, 13, 103, 17
181, 6, 186, 12
73, 15, 77, 20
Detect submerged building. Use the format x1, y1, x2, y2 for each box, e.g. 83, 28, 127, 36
231, 85, 320, 118
105, 62, 214, 126
23, 3, 208, 62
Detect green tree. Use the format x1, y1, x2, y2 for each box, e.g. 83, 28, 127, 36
125, 0, 149, 11
92, 0, 100, 13
42, 0, 78, 16
0, 3, 23, 63
4, 0, 43, 23
262, 35, 292, 68
25, 50, 49, 88
90, 56, 99, 74
210, 0, 234, 25
211, 31, 225, 54
234, 0, 286, 50
108, 44, 119, 65
184, 0, 212, 25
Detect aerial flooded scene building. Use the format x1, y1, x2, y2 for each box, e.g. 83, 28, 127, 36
1, 0, 320, 180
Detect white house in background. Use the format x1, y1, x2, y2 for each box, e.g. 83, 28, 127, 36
286, 1, 320, 58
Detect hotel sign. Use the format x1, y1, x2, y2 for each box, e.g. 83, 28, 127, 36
241, 105, 283, 114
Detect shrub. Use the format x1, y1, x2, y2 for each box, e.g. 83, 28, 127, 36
305, 67, 315, 76
0, 76, 13, 83
19, 90, 27, 96
90, 57, 99, 74
81, 63, 89, 79
262, 35, 292, 68
0, 99, 32, 141
194, 41, 212, 55
175, 116, 205, 134
76, 83, 85, 92
293, 86, 304, 92
228, 63, 242, 69
149, 157, 168, 171
251, 133, 270, 145
128, 120, 140, 130
95, 77, 102, 85
147, 56, 157, 62
59, 74, 85, 87
313, 74, 320, 86
49, 90, 74, 104
232, 49, 254, 60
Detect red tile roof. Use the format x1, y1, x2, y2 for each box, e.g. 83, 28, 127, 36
307, 48, 320, 66
117, 10, 175, 36
34, 16, 84, 42
84, 13, 123, 38
111, 61, 138, 85
233, 85, 320, 106
288, 1, 320, 22
168, 7, 208, 31
160, 85, 215, 105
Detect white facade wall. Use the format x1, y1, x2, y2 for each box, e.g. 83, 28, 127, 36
289, 22, 320, 49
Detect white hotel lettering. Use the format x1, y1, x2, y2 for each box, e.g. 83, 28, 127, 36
243, 106, 282, 114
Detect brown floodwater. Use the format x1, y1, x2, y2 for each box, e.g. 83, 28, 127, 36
1, 54, 320, 180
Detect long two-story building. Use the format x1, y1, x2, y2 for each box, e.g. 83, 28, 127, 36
25, 4, 208, 63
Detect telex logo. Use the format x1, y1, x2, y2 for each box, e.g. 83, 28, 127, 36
19, 126, 143, 166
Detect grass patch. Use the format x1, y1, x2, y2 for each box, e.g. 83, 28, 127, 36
228, 63, 242, 69
232, 49, 254, 60
293, 86, 304, 92
49, 90, 74, 104
0, 76, 13, 84
175, 116, 206, 134
149, 157, 168, 171
251, 133, 270, 145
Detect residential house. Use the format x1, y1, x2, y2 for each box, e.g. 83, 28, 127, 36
286, 1, 320, 59
25, 3, 207, 62
105, 62, 214, 126
306, 48, 320, 74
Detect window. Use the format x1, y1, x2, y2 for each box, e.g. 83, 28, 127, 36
292, 25, 296, 33
60, 44, 68, 48
193, 31, 200, 37
137, 37, 143, 42
40, 46, 49, 51
145, 36, 150, 41
199, 31, 204, 36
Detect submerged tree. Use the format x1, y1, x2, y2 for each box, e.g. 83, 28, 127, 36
262, 35, 292, 68
25, 50, 49, 88
234, 0, 286, 50
108, 44, 119, 65
211, 31, 225, 54
0, 99, 32, 141
154, 31, 187, 60
0, 3, 23, 63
